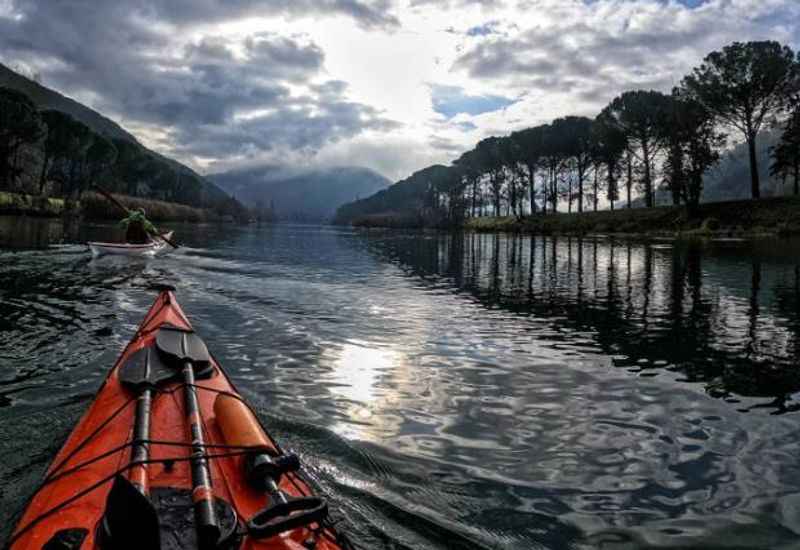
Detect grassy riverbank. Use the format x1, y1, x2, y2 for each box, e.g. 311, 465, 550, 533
0, 191, 217, 222
0, 191, 65, 216
464, 196, 800, 238
80, 192, 212, 222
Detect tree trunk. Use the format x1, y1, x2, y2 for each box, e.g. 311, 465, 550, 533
568, 177, 573, 214
626, 150, 632, 208
642, 139, 653, 208
747, 131, 760, 199
528, 166, 536, 215
794, 158, 799, 196
471, 179, 477, 217
593, 167, 598, 212
38, 153, 51, 194
578, 165, 584, 213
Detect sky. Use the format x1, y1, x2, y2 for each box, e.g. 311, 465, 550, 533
0, 0, 798, 181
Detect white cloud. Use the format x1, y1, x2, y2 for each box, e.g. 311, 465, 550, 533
1, 0, 798, 182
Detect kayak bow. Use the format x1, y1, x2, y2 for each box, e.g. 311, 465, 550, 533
8, 289, 348, 550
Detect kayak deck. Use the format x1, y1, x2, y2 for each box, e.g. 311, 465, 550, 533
9, 290, 347, 550
88, 231, 174, 257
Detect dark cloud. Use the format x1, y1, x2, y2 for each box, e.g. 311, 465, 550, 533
0, 0, 399, 165
453, 1, 800, 109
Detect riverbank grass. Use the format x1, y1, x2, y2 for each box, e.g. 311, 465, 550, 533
464, 196, 800, 238
0, 190, 215, 222
0, 191, 65, 216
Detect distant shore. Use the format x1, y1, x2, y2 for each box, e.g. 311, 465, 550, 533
0, 191, 224, 223
350, 196, 800, 239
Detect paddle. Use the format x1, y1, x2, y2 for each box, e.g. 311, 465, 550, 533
99, 347, 168, 549
155, 327, 220, 549
118, 346, 177, 495
91, 183, 180, 249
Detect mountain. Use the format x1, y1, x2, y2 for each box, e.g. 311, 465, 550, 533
333, 164, 449, 225
210, 165, 391, 221
0, 63, 137, 143
0, 63, 228, 203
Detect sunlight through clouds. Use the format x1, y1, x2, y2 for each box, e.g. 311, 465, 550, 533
0, 0, 797, 180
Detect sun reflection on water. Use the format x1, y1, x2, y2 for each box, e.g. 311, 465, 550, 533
325, 340, 404, 441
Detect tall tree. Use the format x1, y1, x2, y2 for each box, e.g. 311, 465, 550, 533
48, 117, 93, 199
600, 90, 671, 207
680, 41, 799, 199
454, 149, 483, 218
539, 123, 569, 213
475, 137, 506, 216
592, 114, 627, 212
0, 87, 44, 189
552, 116, 594, 213
663, 94, 726, 215
39, 110, 78, 194
86, 135, 118, 186
511, 125, 546, 215
771, 103, 800, 195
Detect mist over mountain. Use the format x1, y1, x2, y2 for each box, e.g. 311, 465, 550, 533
210, 165, 391, 221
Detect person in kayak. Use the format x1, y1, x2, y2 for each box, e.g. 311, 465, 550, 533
120, 208, 157, 244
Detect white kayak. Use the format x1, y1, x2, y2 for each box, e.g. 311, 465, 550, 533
88, 231, 174, 257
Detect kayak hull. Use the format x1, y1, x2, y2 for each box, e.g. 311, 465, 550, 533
9, 290, 345, 550
88, 231, 174, 257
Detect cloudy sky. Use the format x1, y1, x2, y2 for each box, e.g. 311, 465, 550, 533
0, 0, 798, 180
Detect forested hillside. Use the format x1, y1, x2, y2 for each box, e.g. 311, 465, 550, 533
0, 64, 244, 219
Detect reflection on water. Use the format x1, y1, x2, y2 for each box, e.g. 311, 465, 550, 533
0, 215, 79, 248
3, 221, 800, 549
366, 232, 800, 405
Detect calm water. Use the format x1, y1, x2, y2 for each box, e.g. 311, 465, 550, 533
3, 216, 800, 549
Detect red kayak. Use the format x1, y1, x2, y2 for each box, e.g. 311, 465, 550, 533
8, 287, 350, 550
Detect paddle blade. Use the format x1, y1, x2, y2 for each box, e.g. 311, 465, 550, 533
119, 347, 177, 390
156, 327, 211, 367
98, 475, 160, 550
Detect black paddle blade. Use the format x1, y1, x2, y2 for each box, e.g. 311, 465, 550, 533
98, 475, 160, 550
155, 327, 212, 372
119, 346, 177, 391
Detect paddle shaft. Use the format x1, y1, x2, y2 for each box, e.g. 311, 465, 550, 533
130, 388, 152, 494
91, 183, 180, 249
182, 359, 220, 546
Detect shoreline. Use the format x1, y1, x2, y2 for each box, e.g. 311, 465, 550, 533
350, 196, 800, 239
0, 191, 221, 223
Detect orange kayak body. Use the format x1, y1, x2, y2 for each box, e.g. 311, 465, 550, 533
9, 290, 346, 550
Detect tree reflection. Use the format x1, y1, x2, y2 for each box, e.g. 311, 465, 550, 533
364, 232, 800, 403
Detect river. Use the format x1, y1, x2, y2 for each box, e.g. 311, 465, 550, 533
2, 216, 800, 549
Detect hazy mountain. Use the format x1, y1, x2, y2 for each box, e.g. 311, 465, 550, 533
0, 63, 228, 202
210, 165, 391, 221
635, 130, 787, 207
702, 130, 785, 201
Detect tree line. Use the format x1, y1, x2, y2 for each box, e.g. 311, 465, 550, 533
336, 40, 800, 226
0, 86, 249, 220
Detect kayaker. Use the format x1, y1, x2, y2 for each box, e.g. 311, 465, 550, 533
119, 208, 156, 244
